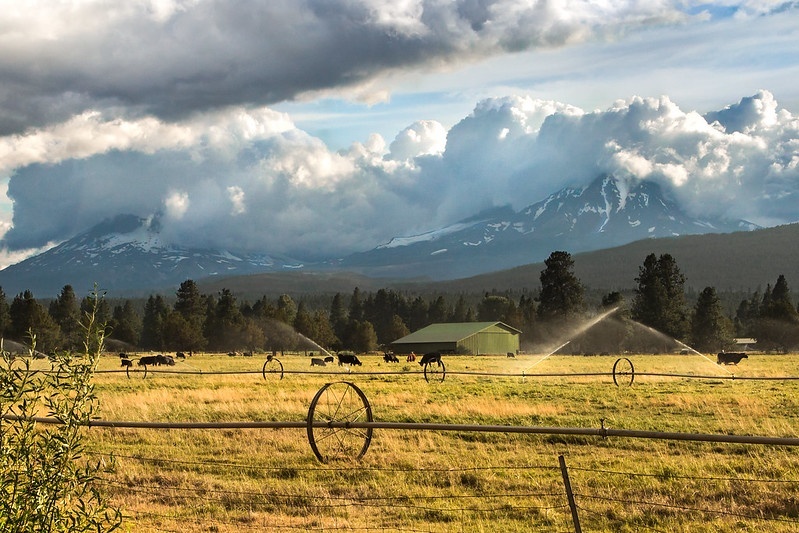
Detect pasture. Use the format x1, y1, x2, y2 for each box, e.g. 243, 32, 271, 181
45, 352, 799, 532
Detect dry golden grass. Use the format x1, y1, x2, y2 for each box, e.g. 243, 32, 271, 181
60, 351, 799, 531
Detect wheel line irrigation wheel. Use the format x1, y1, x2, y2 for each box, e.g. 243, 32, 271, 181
307, 381, 373, 463
262, 357, 284, 380
612, 357, 635, 387
423, 359, 446, 383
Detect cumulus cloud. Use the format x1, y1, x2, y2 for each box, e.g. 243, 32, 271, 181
2, 90, 797, 262
0, 0, 691, 135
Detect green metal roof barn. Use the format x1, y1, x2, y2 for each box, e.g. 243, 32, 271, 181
391, 322, 521, 355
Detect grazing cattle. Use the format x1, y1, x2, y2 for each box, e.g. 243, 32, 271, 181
243, 351, 253, 357
120, 358, 133, 367
310, 358, 327, 367
176, 352, 186, 359
406, 352, 416, 362
324, 355, 334, 363
507, 352, 515, 358
717, 352, 748, 365
418, 352, 442, 367
383, 352, 399, 363
118, 352, 128, 359
138, 355, 158, 366
337, 353, 362, 366
156, 354, 175, 366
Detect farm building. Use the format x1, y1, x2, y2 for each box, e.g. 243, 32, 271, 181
391, 322, 521, 355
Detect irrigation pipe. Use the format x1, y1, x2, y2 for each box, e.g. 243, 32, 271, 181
88, 368, 799, 381
5, 414, 799, 447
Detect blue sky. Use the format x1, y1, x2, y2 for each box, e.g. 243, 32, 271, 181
0, 1, 798, 269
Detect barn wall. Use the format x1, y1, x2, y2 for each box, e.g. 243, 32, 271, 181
460, 330, 519, 355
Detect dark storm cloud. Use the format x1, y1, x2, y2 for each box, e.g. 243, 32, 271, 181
0, 0, 686, 133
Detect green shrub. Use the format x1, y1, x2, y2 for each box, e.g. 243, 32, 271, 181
0, 287, 121, 532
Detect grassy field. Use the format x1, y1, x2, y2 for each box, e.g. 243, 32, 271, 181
42, 351, 799, 532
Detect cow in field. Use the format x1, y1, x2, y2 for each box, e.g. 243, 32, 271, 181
383, 352, 399, 363
120, 358, 133, 368
406, 352, 416, 362
324, 355, 335, 363
337, 353, 362, 366
155, 354, 175, 366
418, 352, 442, 367
138, 355, 158, 366
507, 352, 515, 358
310, 358, 327, 367
717, 352, 748, 365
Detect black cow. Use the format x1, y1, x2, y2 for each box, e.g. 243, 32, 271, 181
717, 352, 748, 365
324, 355, 335, 363
418, 352, 442, 367
310, 358, 326, 367
337, 353, 362, 366
138, 355, 158, 366
120, 358, 133, 367
156, 354, 175, 366
507, 352, 515, 358
176, 352, 186, 359
383, 352, 399, 363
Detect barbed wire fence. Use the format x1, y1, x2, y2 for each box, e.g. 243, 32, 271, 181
76, 445, 799, 532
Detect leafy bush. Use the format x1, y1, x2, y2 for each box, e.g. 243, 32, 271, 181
0, 287, 121, 532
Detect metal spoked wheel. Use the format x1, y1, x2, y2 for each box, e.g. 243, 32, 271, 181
129, 364, 148, 379
262, 356, 284, 380
307, 381, 373, 463
423, 359, 446, 383
612, 357, 635, 387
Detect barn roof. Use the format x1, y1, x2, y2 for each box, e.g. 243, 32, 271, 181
392, 322, 521, 344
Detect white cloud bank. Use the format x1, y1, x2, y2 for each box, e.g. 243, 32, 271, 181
0, 90, 796, 264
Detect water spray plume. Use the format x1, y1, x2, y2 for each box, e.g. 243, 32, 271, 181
526, 306, 620, 372
630, 321, 733, 375
297, 332, 334, 358
527, 340, 570, 370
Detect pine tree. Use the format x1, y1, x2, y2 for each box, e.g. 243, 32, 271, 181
49, 285, 81, 349
477, 294, 512, 322
450, 296, 473, 323
276, 294, 298, 325
329, 293, 348, 344
172, 279, 207, 352
691, 286, 734, 352
537, 251, 584, 322
111, 300, 142, 346
348, 288, 363, 322
9, 290, 61, 351
140, 295, 169, 350
631, 253, 689, 340
753, 275, 799, 351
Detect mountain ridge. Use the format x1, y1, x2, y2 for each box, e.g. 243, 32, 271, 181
0, 175, 762, 296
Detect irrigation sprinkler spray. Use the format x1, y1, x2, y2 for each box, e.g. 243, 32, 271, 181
527, 340, 571, 372
629, 321, 733, 375
525, 306, 621, 373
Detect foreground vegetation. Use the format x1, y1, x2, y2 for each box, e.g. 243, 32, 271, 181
29, 351, 799, 532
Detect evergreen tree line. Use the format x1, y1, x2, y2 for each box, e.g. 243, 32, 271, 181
0, 252, 797, 354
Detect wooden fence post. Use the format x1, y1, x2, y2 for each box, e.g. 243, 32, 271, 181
559, 454, 582, 533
